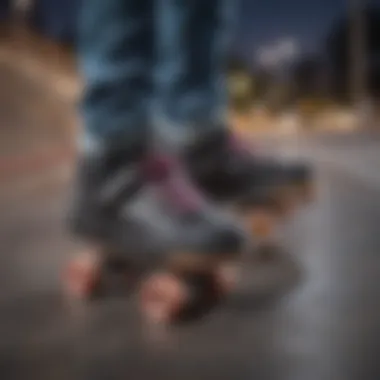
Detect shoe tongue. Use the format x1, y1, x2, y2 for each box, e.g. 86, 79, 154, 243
141, 154, 173, 181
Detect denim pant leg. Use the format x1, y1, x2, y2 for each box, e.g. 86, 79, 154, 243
77, 0, 154, 148
154, 0, 236, 141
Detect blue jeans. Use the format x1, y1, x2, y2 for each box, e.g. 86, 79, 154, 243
77, 0, 235, 146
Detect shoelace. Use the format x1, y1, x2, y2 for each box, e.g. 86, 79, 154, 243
141, 154, 204, 213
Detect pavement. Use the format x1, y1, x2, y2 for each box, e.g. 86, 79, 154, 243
0, 41, 380, 380
0, 134, 380, 380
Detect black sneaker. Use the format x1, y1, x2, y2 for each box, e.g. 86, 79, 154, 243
186, 128, 313, 211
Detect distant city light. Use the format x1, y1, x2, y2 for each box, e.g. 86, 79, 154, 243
257, 37, 300, 69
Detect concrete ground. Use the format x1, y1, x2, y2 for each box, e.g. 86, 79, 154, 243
1, 140, 380, 380
0, 41, 380, 380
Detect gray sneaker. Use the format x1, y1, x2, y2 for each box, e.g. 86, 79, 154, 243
68, 142, 246, 269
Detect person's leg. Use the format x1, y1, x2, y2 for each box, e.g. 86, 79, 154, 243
78, 0, 154, 149
70, 0, 154, 241
154, 0, 236, 143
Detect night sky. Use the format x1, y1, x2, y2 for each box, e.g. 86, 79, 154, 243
235, 0, 379, 64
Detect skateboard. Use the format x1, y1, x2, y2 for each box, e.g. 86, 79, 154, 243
138, 252, 238, 324
63, 247, 240, 325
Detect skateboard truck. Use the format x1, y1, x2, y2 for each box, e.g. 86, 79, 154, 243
138, 251, 240, 325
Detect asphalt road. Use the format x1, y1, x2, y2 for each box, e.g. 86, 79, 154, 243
0, 136, 380, 380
